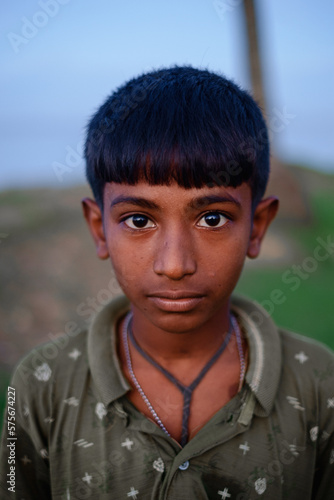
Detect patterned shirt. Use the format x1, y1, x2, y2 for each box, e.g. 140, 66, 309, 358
1, 294, 334, 499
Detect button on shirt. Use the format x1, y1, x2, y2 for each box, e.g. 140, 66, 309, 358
1, 295, 334, 499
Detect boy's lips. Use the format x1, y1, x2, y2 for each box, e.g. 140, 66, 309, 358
148, 291, 204, 299
147, 291, 205, 312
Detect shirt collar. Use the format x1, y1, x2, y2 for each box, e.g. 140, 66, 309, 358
231, 295, 282, 417
88, 294, 131, 406
88, 294, 282, 415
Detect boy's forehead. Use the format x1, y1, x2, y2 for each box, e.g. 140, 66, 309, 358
104, 181, 252, 210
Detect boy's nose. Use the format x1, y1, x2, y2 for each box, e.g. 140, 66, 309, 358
153, 228, 196, 280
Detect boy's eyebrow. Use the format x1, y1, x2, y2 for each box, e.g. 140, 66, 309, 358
110, 194, 241, 211
189, 194, 241, 209
110, 196, 160, 210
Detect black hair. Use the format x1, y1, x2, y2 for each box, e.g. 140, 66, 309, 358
85, 66, 270, 209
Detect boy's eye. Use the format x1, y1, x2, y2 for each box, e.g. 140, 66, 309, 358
123, 215, 155, 229
197, 212, 228, 228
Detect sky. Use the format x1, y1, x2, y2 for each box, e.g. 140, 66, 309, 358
1, 0, 333, 190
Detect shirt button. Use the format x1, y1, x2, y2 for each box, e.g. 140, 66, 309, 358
178, 460, 189, 471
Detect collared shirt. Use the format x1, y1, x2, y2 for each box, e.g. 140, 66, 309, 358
1, 294, 334, 499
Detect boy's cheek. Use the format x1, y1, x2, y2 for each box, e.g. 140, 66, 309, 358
109, 259, 142, 295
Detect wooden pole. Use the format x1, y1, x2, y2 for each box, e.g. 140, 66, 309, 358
243, 0, 266, 113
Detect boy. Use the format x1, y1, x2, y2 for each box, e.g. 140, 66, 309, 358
1, 66, 333, 499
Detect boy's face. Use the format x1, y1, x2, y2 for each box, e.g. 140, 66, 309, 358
83, 181, 278, 333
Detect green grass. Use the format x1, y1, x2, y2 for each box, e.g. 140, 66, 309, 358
236, 191, 334, 349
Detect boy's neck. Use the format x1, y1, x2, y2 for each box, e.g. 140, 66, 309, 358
128, 302, 231, 363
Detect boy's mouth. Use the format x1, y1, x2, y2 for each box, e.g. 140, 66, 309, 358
147, 291, 205, 312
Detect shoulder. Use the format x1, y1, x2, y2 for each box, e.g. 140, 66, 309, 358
278, 327, 334, 368
10, 329, 89, 427
276, 328, 334, 429
12, 328, 89, 388
232, 293, 334, 371
10, 295, 130, 424
277, 327, 334, 394
232, 294, 334, 419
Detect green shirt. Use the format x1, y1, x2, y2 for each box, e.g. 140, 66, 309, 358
1, 295, 334, 499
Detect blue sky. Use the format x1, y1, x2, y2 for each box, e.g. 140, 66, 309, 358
1, 0, 333, 189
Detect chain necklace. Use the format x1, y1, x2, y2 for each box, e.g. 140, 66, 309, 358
231, 314, 246, 390
122, 312, 170, 436
122, 312, 245, 442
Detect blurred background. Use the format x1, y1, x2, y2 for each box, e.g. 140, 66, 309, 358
1, 0, 334, 420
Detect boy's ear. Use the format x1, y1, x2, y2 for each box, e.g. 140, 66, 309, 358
81, 198, 109, 260
247, 196, 279, 259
